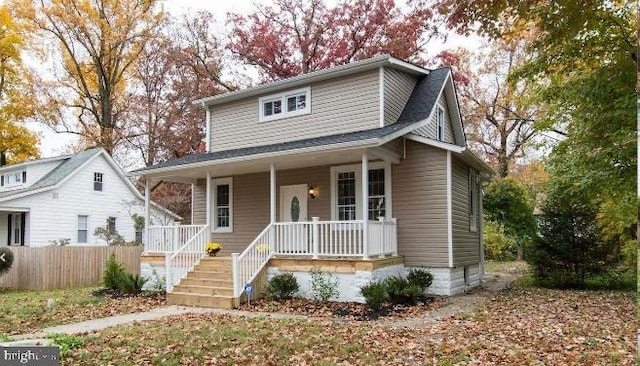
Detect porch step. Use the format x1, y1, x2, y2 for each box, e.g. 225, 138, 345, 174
172, 284, 234, 296
168, 256, 238, 309
167, 292, 236, 309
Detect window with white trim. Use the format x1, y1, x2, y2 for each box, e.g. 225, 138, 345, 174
469, 168, 477, 232
78, 215, 88, 243
212, 177, 233, 232
331, 162, 391, 221
437, 106, 445, 141
1, 171, 26, 187
94, 172, 103, 191
259, 87, 311, 122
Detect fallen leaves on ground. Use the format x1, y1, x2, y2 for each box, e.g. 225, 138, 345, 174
0, 287, 166, 335
63, 287, 636, 365
237, 297, 447, 321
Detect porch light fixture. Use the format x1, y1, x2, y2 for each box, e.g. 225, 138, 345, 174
308, 186, 318, 200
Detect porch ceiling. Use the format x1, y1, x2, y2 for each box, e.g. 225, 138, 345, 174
147, 145, 387, 183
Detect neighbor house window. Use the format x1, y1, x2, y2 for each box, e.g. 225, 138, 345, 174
332, 163, 391, 221
469, 169, 477, 232
437, 106, 444, 141
337, 172, 356, 221
259, 87, 311, 122
2, 171, 26, 187
107, 217, 116, 233
78, 215, 88, 243
94, 172, 103, 191
212, 177, 233, 232
368, 169, 385, 220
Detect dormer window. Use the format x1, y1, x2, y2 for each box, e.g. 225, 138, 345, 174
1, 171, 26, 187
259, 87, 311, 122
94, 172, 103, 191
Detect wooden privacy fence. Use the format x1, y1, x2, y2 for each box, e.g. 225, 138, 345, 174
0, 246, 142, 290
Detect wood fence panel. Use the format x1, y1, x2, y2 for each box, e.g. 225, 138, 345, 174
0, 246, 142, 290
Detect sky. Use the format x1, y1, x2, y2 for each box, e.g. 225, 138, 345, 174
29, 0, 480, 158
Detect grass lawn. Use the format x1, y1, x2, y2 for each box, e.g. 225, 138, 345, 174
62, 278, 636, 365
0, 287, 165, 336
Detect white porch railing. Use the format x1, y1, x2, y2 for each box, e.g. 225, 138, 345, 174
232, 223, 275, 297
368, 218, 398, 257
165, 225, 209, 292
146, 225, 206, 253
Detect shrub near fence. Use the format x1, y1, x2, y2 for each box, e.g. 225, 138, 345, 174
0, 246, 141, 290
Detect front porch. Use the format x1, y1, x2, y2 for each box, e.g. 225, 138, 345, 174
144, 217, 398, 303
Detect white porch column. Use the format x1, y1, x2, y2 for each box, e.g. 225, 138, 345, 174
144, 177, 150, 249
270, 163, 276, 224
206, 170, 212, 230
361, 153, 369, 260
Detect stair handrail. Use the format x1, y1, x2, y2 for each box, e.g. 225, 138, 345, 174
232, 223, 274, 297
166, 225, 209, 292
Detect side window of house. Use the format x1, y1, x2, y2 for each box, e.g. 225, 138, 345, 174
213, 178, 233, 232
107, 217, 116, 232
78, 215, 88, 243
1, 171, 26, 187
94, 172, 103, 191
259, 87, 311, 122
437, 106, 444, 141
469, 169, 477, 232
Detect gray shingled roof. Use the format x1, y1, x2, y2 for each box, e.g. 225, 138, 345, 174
135, 67, 451, 174
0, 148, 102, 200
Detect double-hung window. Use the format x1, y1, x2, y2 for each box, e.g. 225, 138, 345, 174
94, 172, 103, 191
469, 169, 477, 232
332, 162, 391, 221
78, 215, 88, 243
212, 177, 233, 232
107, 217, 116, 233
259, 87, 311, 122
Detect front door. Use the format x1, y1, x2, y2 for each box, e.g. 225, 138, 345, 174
279, 184, 309, 253
8, 213, 24, 246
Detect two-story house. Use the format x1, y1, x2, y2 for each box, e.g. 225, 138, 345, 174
136, 55, 493, 308
0, 148, 179, 247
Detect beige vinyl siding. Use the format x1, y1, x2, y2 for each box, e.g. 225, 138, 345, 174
413, 93, 455, 144
211, 173, 270, 255
209, 70, 380, 151
383, 68, 417, 126
393, 140, 449, 267
192, 179, 206, 225
207, 165, 333, 254
451, 157, 481, 266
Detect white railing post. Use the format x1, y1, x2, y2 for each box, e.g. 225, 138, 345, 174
391, 218, 398, 256
165, 253, 172, 292
172, 223, 179, 252
312, 217, 319, 259
232, 252, 240, 297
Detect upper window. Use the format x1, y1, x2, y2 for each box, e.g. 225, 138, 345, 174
1, 171, 26, 187
212, 177, 233, 233
94, 172, 103, 191
259, 87, 311, 122
437, 106, 445, 141
469, 169, 477, 232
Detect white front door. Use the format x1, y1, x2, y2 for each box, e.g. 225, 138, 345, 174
279, 184, 309, 253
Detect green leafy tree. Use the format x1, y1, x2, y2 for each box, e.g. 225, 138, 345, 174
529, 185, 618, 288
483, 177, 536, 260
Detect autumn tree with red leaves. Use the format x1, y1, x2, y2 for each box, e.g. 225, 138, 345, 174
227, 0, 438, 81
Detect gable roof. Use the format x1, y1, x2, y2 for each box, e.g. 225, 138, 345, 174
193, 55, 429, 107
0, 148, 103, 200
0, 149, 182, 219
134, 67, 454, 175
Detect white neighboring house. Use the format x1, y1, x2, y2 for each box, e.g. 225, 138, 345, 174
0, 148, 180, 246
